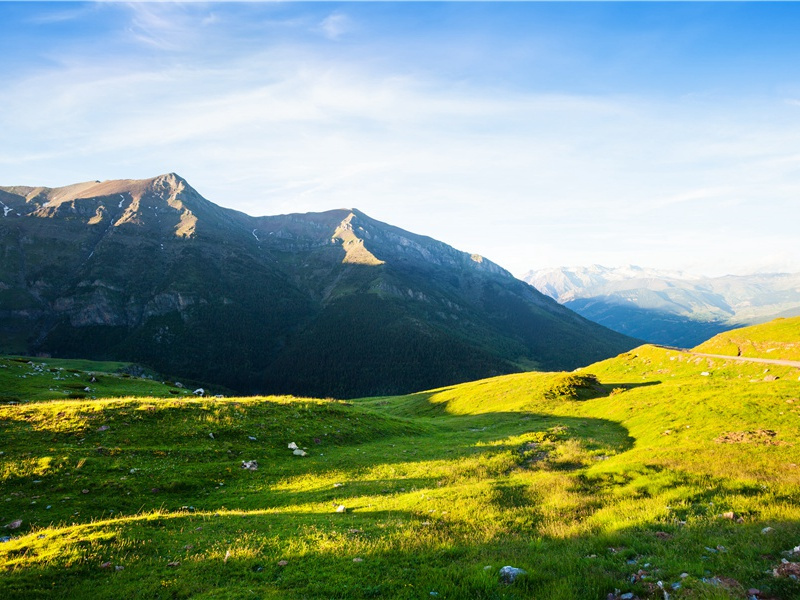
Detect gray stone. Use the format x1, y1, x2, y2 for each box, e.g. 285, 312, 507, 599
499, 565, 527, 583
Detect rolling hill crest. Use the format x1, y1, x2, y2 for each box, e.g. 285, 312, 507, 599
0, 173, 637, 397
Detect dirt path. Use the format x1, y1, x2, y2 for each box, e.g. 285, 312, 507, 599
686, 351, 800, 369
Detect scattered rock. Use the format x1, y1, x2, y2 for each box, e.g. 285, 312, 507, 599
209, 432, 215, 439
248, 436, 257, 441
353, 557, 363, 563
97, 425, 109, 432
193, 388, 204, 396
167, 561, 180, 568
335, 505, 347, 513
278, 560, 288, 566
762, 527, 774, 535
620, 593, 635, 600
241, 460, 258, 471
224, 549, 231, 563
100, 561, 112, 569
175, 382, 184, 388
722, 511, 736, 520
81, 489, 89, 494
747, 589, 761, 597
763, 375, 779, 382
774, 560, 800, 578
115, 565, 124, 571
499, 565, 527, 584
287, 442, 298, 450
701, 372, 710, 377
293, 449, 307, 457
4, 519, 22, 530
333, 483, 344, 488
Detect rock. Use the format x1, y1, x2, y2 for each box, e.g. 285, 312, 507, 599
353, 557, 363, 562
293, 449, 307, 456
774, 561, 800, 578
747, 589, 760, 597
209, 432, 215, 439
764, 375, 779, 382
115, 565, 124, 571
175, 382, 184, 388
722, 511, 735, 520
81, 489, 89, 494
4, 519, 22, 530
241, 460, 258, 471
335, 505, 347, 513
167, 561, 180, 567
248, 436, 257, 441
97, 425, 109, 432
288, 442, 298, 450
762, 527, 774, 535
193, 388, 204, 396
701, 371, 710, 376
333, 483, 344, 488
499, 565, 527, 584
100, 561, 112, 569
278, 560, 288, 566
84, 386, 92, 392
620, 594, 634, 600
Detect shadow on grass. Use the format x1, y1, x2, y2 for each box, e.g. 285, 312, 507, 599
3, 505, 800, 600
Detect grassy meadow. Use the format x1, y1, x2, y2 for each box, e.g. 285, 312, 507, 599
694, 316, 800, 361
2, 333, 800, 599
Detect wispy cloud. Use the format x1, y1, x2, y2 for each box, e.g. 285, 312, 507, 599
2, 3, 799, 277
318, 12, 354, 41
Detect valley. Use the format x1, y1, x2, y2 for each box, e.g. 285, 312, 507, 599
2, 318, 800, 599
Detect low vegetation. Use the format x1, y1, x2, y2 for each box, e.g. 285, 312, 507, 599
694, 316, 800, 361
2, 322, 800, 599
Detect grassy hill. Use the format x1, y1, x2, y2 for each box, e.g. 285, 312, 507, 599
2, 343, 800, 599
694, 316, 800, 361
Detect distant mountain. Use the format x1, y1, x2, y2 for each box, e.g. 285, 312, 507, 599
523, 265, 800, 347
0, 174, 637, 397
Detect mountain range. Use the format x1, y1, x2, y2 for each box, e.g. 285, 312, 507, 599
524, 264, 800, 347
0, 173, 636, 397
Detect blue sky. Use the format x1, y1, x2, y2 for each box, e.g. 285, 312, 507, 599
2, 2, 800, 277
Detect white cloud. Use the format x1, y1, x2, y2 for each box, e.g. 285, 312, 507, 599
318, 12, 353, 41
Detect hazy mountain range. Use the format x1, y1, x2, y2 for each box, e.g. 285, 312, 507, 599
524, 265, 800, 347
0, 173, 636, 397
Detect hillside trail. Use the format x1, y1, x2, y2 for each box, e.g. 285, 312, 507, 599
656, 346, 800, 368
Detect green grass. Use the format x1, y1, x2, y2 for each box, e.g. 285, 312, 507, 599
0, 356, 194, 404
2, 341, 800, 599
694, 316, 800, 361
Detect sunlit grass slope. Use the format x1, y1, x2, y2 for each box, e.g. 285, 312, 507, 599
694, 316, 800, 361
2, 346, 800, 599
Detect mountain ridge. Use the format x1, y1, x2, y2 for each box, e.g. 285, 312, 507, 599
524, 264, 800, 347
0, 173, 637, 397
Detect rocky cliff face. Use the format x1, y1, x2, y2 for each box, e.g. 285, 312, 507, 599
0, 174, 637, 397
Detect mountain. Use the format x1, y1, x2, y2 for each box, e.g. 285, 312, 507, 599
523, 265, 800, 347
0, 174, 637, 397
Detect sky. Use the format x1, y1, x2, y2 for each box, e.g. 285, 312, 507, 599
1, 2, 800, 278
